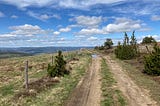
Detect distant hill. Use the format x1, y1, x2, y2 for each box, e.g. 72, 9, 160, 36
0, 51, 30, 59
0, 47, 93, 58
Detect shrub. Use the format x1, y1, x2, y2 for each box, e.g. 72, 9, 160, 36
115, 45, 136, 60
142, 36, 156, 44
47, 50, 69, 77
104, 38, 113, 49
144, 44, 160, 75
115, 31, 138, 60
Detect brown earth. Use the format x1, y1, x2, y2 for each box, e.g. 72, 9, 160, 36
64, 56, 102, 106
104, 55, 157, 106
14, 76, 59, 99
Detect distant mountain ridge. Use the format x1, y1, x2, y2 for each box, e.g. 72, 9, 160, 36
0, 47, 93, 55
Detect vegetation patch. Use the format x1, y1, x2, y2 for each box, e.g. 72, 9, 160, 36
143, 44, 160, 75
101, 58, 126, 106
0, 84, 14, 96
14, 76, 60, 99
115, 31, 138, 60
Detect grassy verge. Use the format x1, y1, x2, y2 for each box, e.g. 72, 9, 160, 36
0, 52, 91, 106
101, 58, 126, 106
111, 54, 160, 105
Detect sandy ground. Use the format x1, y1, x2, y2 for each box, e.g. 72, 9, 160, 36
104, 55, 157, 106
64, 57, 101, 106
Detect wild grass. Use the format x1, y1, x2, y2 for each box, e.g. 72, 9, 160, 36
101, 58, 126, 106
0, 51, 91, 106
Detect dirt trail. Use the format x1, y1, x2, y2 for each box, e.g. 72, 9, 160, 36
104, 55, 157, 106
64, 56, 101, 106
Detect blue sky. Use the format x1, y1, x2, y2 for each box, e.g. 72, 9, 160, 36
0, 0, 160, 47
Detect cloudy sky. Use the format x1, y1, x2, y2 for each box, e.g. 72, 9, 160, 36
0, 0, 160, 47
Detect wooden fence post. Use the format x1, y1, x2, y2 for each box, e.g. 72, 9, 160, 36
25, 60, 29, 90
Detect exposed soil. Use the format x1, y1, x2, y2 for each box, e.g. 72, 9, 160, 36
14, 76, 59, 99
123, 53, 145, 72
64, 56, 101, 106
104, 55, 157, 106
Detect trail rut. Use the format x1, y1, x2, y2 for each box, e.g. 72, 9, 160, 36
64, 57, 101, 106
104, 55, 157, 106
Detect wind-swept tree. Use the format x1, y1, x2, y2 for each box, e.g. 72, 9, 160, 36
104, 38, 113, 49
142, 36, 156, 44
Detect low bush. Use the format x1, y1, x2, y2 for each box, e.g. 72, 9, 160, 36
144, 44, 160, 75
115, 44, 137, 60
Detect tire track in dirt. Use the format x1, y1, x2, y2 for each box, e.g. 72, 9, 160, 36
64, 56, 101, 106
104, 55, 157, 106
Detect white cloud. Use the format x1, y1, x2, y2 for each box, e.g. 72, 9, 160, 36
54, 26, 72, 35
27, 11, 61, 21
53, 31, 60, 35
0, 0, 126, 9
78, 28, 103, 35
9, 24, 50, 36
151, 15, 160, 21
39, 14, 50, 20
103, 18, 141, 33
87, 36, 98, 41
74, 15, 102, 28
59, 27, 71, 32
9, 24, 40, 30
0, 34, 17, 38
11, 15, 18, 19
113, 6, 152, 16
112, 1, 160, 16
60, 37, 65, 41
27, 11, 41, 20
0, 0, 56, 9
59, 0, 126, 9
52, 14, 61, 19
77, 17, 144, 36
0, 11, 5, 17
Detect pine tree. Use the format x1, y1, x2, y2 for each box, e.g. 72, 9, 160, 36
47, 50, 68, 77
115, 31, 138, 60
144, 44, 160, 75
124, 32, 129, 45
130, 31, 136, 45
